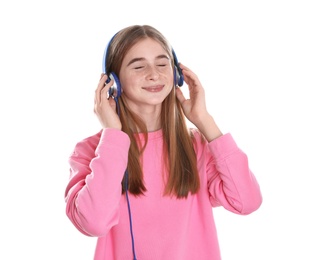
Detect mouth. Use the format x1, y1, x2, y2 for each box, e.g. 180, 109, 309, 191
142, 85, 164, 92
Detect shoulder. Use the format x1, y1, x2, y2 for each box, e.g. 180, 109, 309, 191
70, 130, 102, 159
71, 128, 130, 159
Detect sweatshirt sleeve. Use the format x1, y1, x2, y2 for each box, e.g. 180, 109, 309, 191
203, 133, 262, 215
64, 128, 130, 237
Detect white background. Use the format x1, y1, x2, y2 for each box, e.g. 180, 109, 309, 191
1, 0, 315, 259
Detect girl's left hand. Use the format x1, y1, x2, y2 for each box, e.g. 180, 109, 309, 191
175, 63, 209, 126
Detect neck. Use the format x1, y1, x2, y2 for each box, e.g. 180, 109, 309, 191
131, 106, 161, 132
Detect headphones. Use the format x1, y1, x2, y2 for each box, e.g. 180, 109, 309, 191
102, 34, 184, 98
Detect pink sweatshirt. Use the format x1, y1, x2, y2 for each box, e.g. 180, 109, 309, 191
65, 128, 262, 260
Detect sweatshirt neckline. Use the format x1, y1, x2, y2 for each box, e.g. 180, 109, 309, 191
135, 129, 163, 141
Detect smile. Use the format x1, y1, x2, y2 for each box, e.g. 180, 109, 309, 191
142, 85, 164, 92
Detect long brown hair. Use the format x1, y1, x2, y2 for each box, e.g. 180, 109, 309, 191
106, 25, 200, 198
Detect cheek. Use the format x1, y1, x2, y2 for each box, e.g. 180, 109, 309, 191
168, 71, 175, 87
165, 73, 175, 93
167, 70, 174, 83
118, 73, 134, 92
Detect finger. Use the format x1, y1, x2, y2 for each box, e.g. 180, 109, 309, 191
96, 75, 106, 96
99, 74, 109, 88
182, 69, 201, 88
95, 74, 110, 103
178, 62, 187, 70
178, 63, 193, 73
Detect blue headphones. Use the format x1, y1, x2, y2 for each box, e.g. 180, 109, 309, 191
102, 35, 184, 98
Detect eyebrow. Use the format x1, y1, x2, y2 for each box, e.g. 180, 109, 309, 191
127, 54, 170, 67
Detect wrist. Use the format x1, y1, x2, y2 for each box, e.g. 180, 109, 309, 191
195, 114, 222, 142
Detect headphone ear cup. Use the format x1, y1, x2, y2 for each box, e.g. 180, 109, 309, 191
108, 72, 122, 98
174, 66, 184, 87
172, 49, 184, 87
102, 34, 122, 98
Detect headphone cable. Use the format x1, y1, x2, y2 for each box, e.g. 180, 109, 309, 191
116, 98, 137, 260
124, 170, 137, 260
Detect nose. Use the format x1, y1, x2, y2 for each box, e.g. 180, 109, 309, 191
145, 65, 159, 81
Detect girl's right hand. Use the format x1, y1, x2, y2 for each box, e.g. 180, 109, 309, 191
94, 74, 122, 130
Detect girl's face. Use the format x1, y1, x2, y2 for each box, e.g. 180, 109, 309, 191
119, 38, 174, 112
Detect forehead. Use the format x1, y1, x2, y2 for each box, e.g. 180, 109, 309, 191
125, 38, 169, 59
